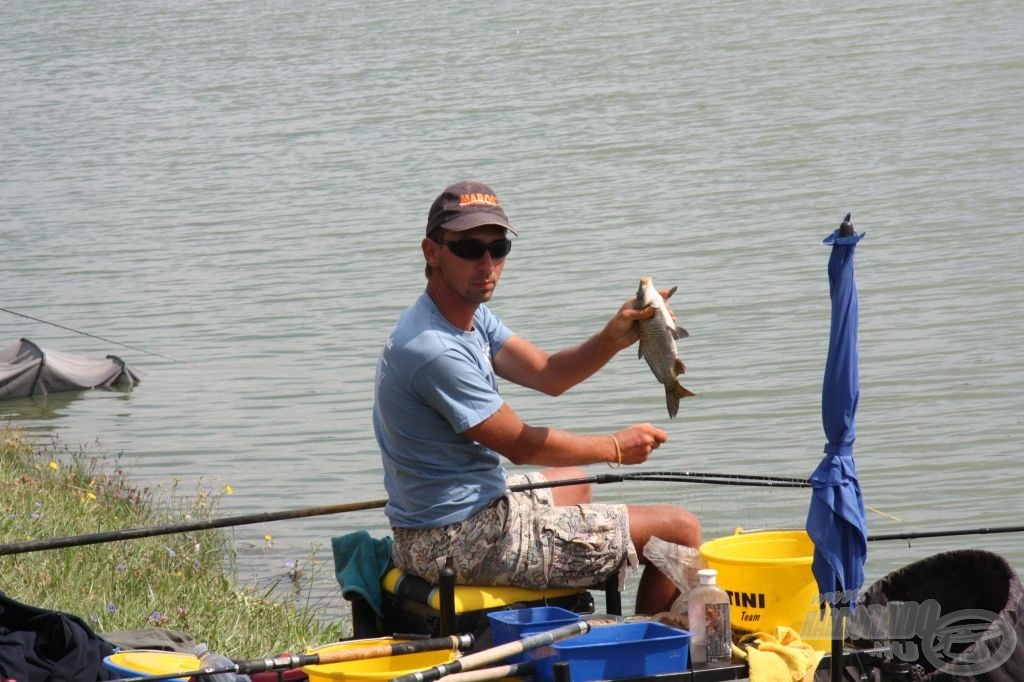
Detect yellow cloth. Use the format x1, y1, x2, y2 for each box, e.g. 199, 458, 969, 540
737, 626, 825, 682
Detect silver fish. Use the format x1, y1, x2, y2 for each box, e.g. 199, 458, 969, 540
636, 276, 695, 418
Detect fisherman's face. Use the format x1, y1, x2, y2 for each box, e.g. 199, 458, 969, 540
428, 225, 509, 304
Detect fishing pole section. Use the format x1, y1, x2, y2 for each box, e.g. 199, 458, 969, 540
389, 621, 590, 682
4, 465, 1021, 558
514, 471, 812, 490
0, 470, 807, 556
0, 306, 187, 365
111, 634, 475, 682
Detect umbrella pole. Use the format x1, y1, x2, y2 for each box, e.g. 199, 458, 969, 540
831, 604, 843, 682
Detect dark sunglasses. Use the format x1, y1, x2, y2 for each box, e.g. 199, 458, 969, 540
431, 237, 512, 261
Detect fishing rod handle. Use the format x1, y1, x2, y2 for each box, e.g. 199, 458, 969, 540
268, 634, 475, 670
389, 621, 589, 682
298, 634, 474, 670
452, 619, 589, 672
112, 635, 475, 682
441, 661, 535, 682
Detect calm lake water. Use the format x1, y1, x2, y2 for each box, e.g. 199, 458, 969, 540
2, 1, 1022, 624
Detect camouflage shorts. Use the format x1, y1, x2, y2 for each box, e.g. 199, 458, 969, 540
392, 472, 630, 588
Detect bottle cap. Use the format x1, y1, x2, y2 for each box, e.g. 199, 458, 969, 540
697, 568, 718, 585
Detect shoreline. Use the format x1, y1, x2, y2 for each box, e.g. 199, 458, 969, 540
0, 425, 346, 658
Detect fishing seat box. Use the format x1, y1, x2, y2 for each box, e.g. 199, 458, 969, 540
349, 567, 621, 646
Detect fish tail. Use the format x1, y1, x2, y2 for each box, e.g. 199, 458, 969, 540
664, 382, 696, 418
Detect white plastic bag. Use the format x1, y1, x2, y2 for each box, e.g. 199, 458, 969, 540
642, 536, 706, 617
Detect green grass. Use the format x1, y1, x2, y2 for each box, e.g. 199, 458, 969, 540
0, 425, 346, 658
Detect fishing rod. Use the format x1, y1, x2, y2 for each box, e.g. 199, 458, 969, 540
439, 661, 536, 682
614, 470, 810, 486
0, 469, 806, 556
114, 634, 474, 682
0, 499, 387, 556
0, 307, 187, 364
390, 621, 590, 682
514, 471, 812, 490
868, 525, 1024, 542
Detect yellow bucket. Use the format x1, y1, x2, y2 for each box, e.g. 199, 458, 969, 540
303, 638, 459, 682
699, 529, 832, 651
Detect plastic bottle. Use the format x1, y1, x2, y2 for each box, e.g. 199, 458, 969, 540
687, 568, 732, 666
194, 643, 252, 682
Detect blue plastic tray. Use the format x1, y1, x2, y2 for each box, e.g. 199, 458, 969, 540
487, 606, 581, 665
534, 621, 691, 682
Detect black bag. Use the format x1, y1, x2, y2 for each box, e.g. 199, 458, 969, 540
0, 591, 116, 682
853, 549, 1024, 682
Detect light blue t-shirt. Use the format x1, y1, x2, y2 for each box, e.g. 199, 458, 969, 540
373, 293, 515, 528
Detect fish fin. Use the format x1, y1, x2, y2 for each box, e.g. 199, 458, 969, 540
665, 389, 679, 419
675, 357, 686, 375
664, 382, 696, 418
663, 285, 678, 300
672, 325, 689, 340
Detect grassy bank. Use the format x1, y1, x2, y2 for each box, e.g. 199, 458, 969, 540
0, 426, 346, 658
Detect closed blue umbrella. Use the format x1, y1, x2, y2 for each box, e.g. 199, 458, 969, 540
806, 214, 868, 679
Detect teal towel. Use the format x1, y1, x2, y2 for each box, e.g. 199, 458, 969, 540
331, 531, 394, 618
